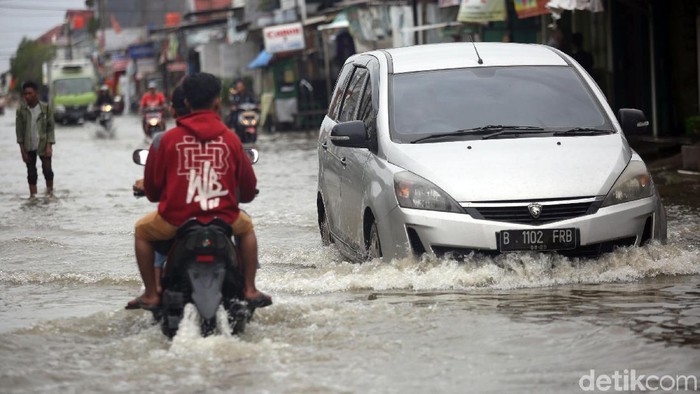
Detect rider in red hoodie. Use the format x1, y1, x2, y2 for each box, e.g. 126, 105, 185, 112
129, 72, 271, 310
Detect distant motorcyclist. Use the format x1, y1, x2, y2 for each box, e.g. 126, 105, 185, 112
140, 81, 166, 135
227, 80, 257, 131
96, 85, 113, 106
139, 81, 166, 112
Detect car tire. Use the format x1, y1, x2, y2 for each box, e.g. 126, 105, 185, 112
318, 206, 332, 246
367, 222, 382, 260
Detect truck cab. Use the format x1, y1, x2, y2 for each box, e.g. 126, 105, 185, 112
47, 59, 97, 124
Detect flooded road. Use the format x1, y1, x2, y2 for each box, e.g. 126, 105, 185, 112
1, 113, 699, 393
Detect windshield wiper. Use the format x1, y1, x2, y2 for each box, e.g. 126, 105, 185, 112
410, 125, 545, 144
552, 127, 615, 136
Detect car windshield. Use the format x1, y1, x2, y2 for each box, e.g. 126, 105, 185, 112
53, 78, 93, 96
390, 66, 612, 143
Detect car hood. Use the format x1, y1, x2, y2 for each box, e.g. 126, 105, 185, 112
387, 135, 632, 202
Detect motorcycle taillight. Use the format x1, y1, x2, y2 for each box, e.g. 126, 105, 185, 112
196, 255, 214, 263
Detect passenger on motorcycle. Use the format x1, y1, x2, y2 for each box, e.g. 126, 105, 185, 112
128, 73, 271, 310
131, 85, 189, 297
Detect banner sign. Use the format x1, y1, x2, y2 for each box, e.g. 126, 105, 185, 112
127, 43, 155, 59
457, 0, 507, 23
263, 22, 305, 53
513, 0, 549, 19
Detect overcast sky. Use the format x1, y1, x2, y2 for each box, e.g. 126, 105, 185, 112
0, 0, 88, 72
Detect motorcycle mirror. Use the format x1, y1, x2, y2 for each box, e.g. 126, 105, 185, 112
133, 149, 148, 166
245, 148, 259, 164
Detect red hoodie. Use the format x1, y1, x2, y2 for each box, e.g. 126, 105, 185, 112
143, 110, 257, 227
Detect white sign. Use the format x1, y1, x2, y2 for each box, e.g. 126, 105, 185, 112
280, 0, 296, 11
457, 0, 506, 23
263, 22, 305, 54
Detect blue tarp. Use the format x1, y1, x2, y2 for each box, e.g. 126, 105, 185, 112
247, 50, 273, 69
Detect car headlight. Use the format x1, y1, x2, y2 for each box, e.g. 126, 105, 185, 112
602, 160, 654, 207
394, 171, 463, 213
55, 105, 66, 113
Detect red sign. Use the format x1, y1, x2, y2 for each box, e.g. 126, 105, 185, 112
513, 0, 550, 19
165, 13, 181, 27
72, 15, 84, 29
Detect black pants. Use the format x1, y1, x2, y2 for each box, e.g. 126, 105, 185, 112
26, 151, 53, 185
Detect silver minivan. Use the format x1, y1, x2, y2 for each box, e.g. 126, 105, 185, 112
317, 42, 667, 262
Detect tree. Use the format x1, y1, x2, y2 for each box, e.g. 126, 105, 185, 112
9, 38, 55, 92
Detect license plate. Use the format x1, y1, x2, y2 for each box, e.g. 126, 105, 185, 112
498, 228, 577, 252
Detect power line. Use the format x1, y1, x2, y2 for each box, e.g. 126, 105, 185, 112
0, 12, 69, 17
0, 4, 71, 11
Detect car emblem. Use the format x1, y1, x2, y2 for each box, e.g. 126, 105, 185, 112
528, 203, 542, 219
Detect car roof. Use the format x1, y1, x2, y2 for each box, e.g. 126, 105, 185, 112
379, 42, 569, 74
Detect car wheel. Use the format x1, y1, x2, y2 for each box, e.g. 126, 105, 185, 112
318, 206, 332, 246
367, 222, 382, 260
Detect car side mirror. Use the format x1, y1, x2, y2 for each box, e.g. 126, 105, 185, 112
330, 120, 369, 149
619, 108, 650, 136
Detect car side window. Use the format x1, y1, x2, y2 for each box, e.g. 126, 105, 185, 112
328, 64, 353, 121
338, 67, 368, 123
358, 82, 372, 123
358, 79, 378, 152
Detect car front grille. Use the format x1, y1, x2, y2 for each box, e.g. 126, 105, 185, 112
464, 198, 601, 225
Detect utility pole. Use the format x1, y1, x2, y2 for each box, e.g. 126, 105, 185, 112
100, 0, 106, 52
66, 19, 73, 60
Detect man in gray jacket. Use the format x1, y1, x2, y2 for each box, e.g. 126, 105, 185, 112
16, 81, 55, 198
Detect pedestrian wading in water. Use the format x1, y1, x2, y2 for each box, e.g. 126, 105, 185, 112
16, 80, 55, 198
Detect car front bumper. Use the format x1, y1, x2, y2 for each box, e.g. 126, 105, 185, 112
381, 195, 660, 260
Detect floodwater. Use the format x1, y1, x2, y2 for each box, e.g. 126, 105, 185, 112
1, 113, 699, 393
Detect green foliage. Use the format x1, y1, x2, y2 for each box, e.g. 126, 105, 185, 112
9, 38, 55, 92
685, 115, 700, 136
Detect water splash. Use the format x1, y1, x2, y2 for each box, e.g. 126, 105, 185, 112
260, 242, 700, 294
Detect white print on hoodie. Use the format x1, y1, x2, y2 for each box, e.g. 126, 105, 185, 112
176, 136, 231, 211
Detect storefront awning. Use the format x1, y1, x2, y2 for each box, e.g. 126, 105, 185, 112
247, 50, 273, 69
318, 12, 349, 31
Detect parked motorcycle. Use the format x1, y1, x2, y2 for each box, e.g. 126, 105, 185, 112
132, 148, 261, 338
98, 103, 114, 135
228, 102, 259, 144
143, 106, 166, 138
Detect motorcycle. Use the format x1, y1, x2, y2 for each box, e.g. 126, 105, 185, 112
143, 106, 166, 138
98, 103, 114, 134
228, 102, 259, 144
132, 148, 261, 338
